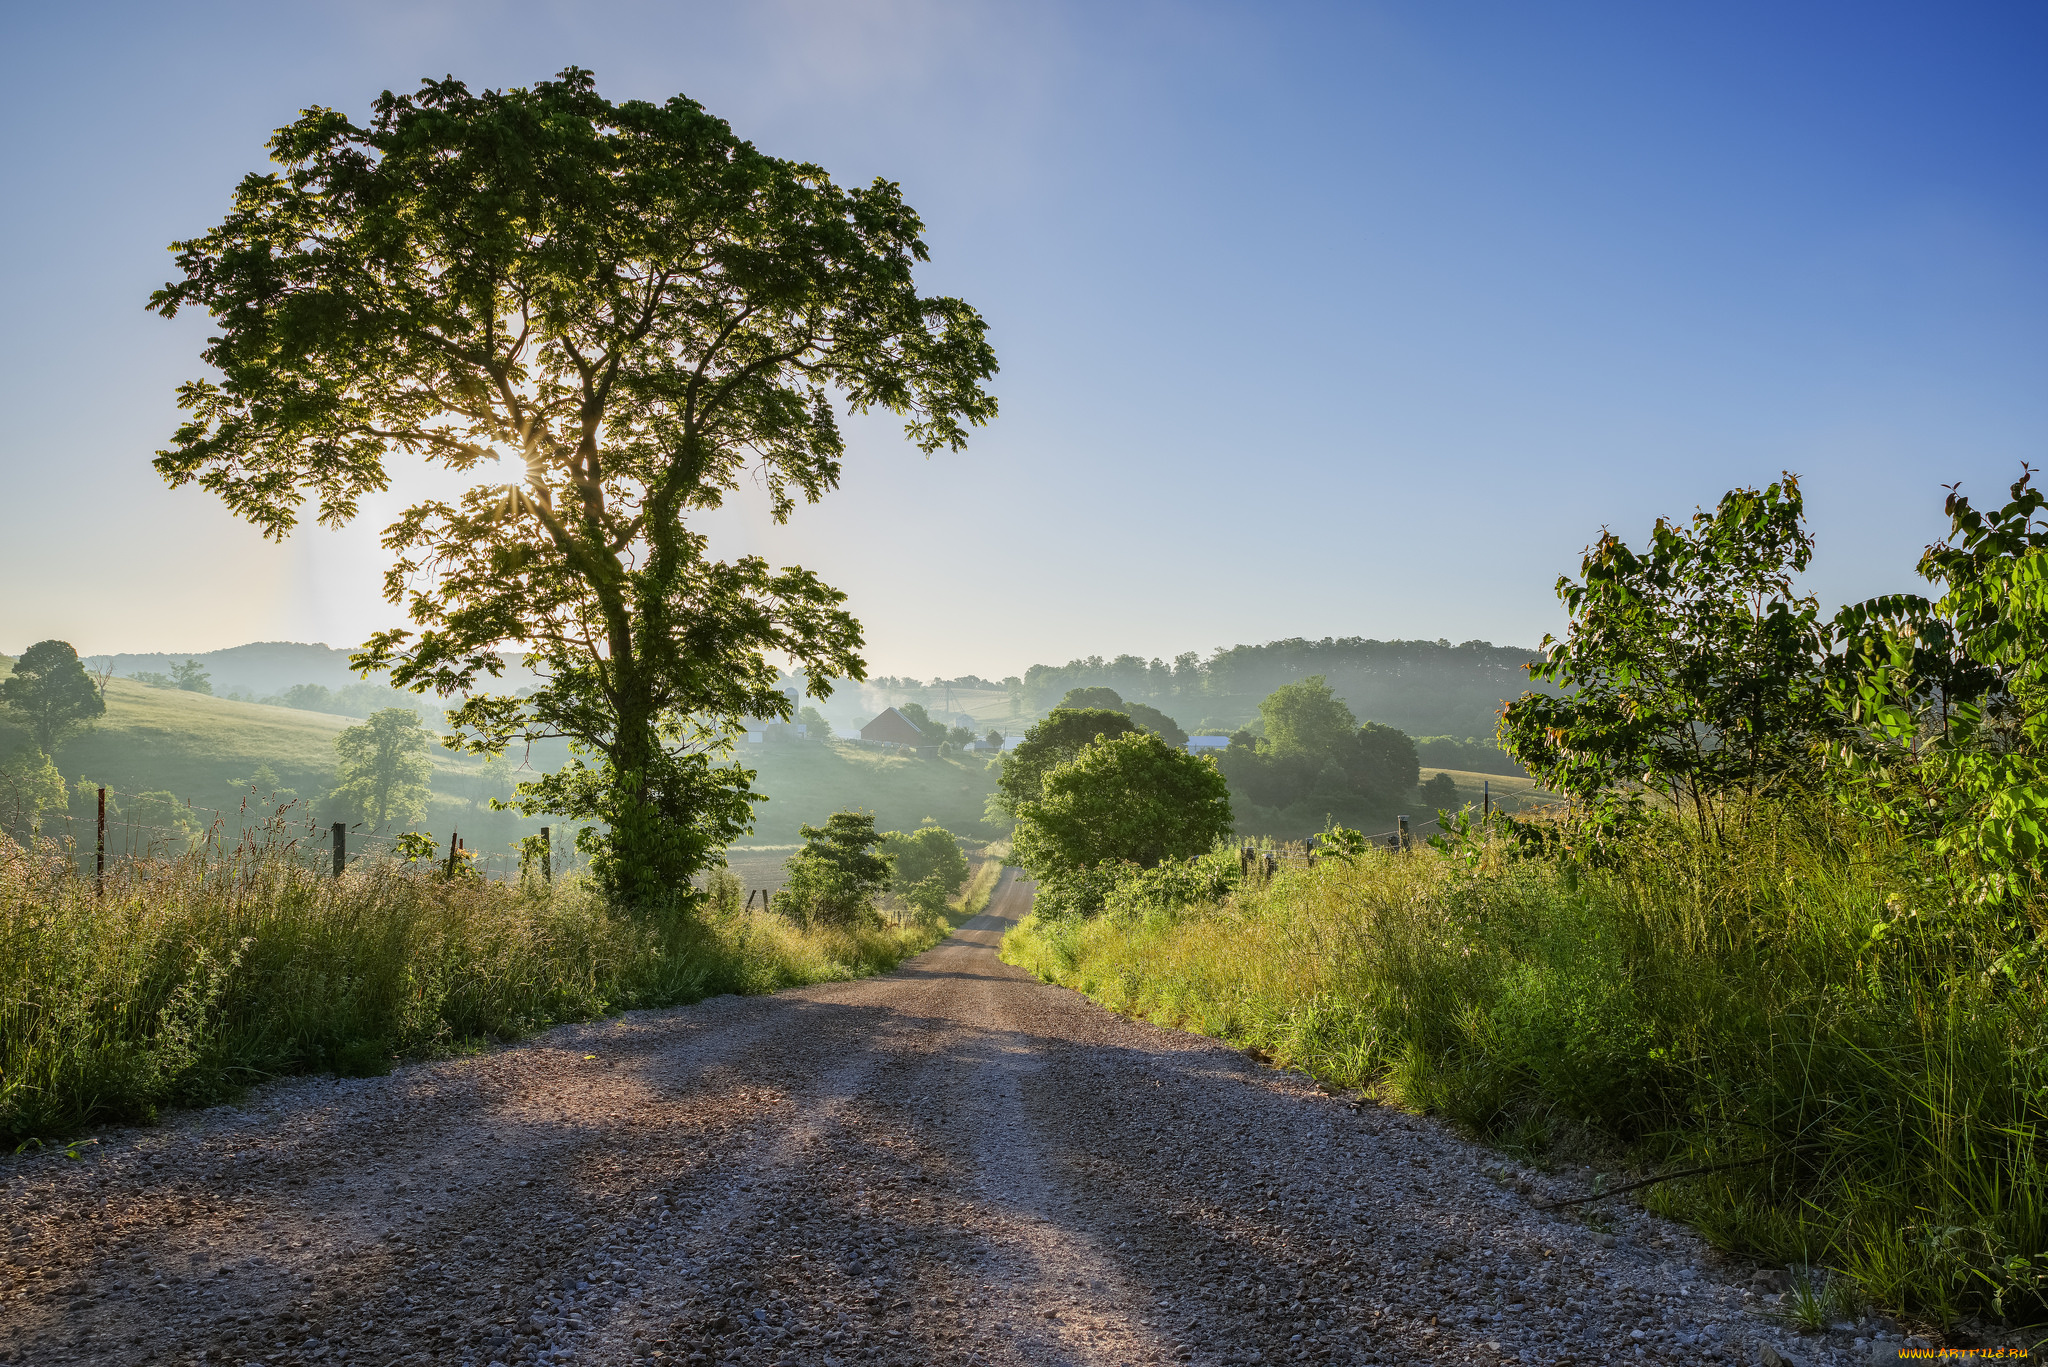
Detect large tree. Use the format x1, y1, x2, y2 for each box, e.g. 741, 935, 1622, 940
0, 640, 106, 754
990, 707, 1139, 819
148, 70, 997, 906
1014, 730, 1233, 878
332, 708, 435, 830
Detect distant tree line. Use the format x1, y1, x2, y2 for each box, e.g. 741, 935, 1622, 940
1019, 638, 1548, 742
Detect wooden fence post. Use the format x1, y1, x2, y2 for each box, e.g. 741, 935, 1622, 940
1397, 815, 1410, 851
446, 831, 460, 879
96, 787, 106, 896
540, 826, 551, 884
1483, 780, 1491, 820
332, 822, 346, 880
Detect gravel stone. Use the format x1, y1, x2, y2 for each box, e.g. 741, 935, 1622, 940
0, 871, 1870, 1364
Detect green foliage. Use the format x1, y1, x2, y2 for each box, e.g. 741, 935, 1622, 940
1023, 639, 1544, 739
0, 750, 68, 834
1413, 735, 1525, 777
0, 826, 951, 1144
1830, 467, 2048, 902
149, 68, 996, 909
393, 831, 438, 865
1122, 702, 1189, 750
1214, 677, 1419, 826
901, 873, 954, 927
798, 706, 830, 735
331, 708, 435, 830
0, 641, 105, 754
1004, 804, 2048, 1324
1013, 730, 1233, 913
1499, 476, 1835, 828
1054, 686, 1187, 747
170, 660, 212, 695
880, 822, 969, 894
231, 763, 297, 804
1417, 772, 1461, 814
1259, 675, 1356, 759
269, 681, 424, 719
771, 810, 891, 928
124, 791, 205, 853
990, 707, 1139, 819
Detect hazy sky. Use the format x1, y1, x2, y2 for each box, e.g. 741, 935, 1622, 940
4, 2, 2044, 679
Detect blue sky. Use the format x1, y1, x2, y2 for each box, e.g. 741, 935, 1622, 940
3, 1, 2043, 678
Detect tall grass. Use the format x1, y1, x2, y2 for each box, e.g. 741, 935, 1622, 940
1003, 807, 2048, 1324
0, 822, 949, 1144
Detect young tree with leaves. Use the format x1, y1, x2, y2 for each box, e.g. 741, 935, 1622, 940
881, 823, 969, 895
771, 809, 892, 928
148, 69, 997, 908
0, 640, 106, 754
170, 660, 213, 694
1831, 468, 2048, 899
1499, 476, 1835, 834
332, 708, 435, 830
1014, 731, 1232, 879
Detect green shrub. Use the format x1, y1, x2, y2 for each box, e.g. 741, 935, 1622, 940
1004, 802, 2048, 1325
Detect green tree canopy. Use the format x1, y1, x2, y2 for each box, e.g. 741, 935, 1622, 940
1259, 675, 1357, 759
148, 69, 996, 909
0, 749, 68, 835
0, 641, 106, 754
1416, 771, 1461, 815
1013, 730, 1233, 880
126, 791, 206, 853
1213, 679, 1418, 822
170, 660, 213, 694
1057, 687, 1126, 711
990, 707, 1139, 818
1499, 475, 1834, 830
1054, 685, 1189, 749
771, 809, 892, 928
1122, 702, 1189, 750
881, 822, 969, 894
332, 708, 435, 830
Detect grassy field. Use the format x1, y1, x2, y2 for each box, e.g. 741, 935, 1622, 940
1418, 767, 1556, 815
1002, 810, 2048, 1327
1, 673, 1006, 864
0, 820, 972, 1144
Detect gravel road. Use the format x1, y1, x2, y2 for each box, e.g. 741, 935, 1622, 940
3, 871, 1885, 1366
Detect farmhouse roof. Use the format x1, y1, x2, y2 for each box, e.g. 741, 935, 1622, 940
860, 707, 929, 747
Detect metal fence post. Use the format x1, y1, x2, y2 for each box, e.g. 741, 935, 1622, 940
332, 822, 346, 879
96, 787, 106, 896
540, 825, 551, 884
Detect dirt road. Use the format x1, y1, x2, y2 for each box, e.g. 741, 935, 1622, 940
2, 872, 1838, 1366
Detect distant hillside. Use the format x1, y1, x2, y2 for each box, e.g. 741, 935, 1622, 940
1021, 638, 1551, 739
736, 740, 1002, 845
1, 667, 999, 861
80, 642, 544, 699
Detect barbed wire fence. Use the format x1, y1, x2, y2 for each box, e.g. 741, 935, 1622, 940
0, 779, 584, 887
